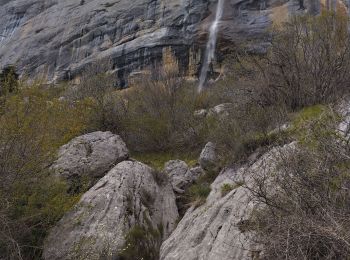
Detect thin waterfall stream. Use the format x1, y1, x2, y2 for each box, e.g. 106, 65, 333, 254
198, 0, 225, 92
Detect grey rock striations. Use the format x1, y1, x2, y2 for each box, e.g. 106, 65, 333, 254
0, 0, 209, 84
0, 0, 294, 85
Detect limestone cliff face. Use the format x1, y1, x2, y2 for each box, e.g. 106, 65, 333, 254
0, 0, 297, 85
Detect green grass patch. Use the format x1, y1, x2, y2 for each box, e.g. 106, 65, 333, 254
289, 104, 340, 147
291, 104, 326, 129
131, 151, 198, 171
118, 223, 161, 260
221, 183, 234, 197
188, 183, 211, 206
221, 181, 245, 197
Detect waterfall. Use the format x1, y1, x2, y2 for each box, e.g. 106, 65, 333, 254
198, 0, 225, 92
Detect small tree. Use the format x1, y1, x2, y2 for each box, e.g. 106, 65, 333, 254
0, 65, 19, 96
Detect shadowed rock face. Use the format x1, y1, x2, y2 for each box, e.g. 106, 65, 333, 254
0, 0, 294, 85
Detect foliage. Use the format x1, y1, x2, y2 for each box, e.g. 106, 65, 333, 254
187, 183, 211, 206
3, 10, 350, 260
206, 103, 287, 163
69, 61, 116, 131
69, 60, 205, 152
0, 65, 19, 96
0, 82, 91, 259
221, 183, 234, 197
116, 72, 202, 152
186, 169, 220, 206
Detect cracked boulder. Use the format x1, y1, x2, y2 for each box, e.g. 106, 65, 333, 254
51, 131, 129, 181
43, 160, 179, 260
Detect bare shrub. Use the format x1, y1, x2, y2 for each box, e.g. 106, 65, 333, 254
110, 63, 204, 152
207, 102, 288, 163
256, 12, 350, 110
68, 60, 116, 131
247, 106, 350, 259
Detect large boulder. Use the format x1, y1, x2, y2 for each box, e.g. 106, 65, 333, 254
43, 160, 179, 260
164, 160, 191, 194
160, 142, 296, 260
164, 160, 205, 193
52, 131, 129, 181
199, 142, 220, 172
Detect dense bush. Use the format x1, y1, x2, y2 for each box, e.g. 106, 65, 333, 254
0, 82, 91, 259
69, 60, 116, 131
71, 59, 286, 161
72, 60, 210, 153
114, 68, 208, 152
206, 103, 287, 163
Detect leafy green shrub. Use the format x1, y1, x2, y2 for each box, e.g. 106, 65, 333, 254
221, 184, 234, 197
71, 62, 209, 153
1, 177, 81, 259
289, 104, 341, 148
68, 61, 116, 131
116, 74, 202, 152
187, 183, 211, 206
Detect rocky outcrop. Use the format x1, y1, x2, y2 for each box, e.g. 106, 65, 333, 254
51, 131, 129, 180
199, 142, 220, 172
160, 142, 296, 260
164, 160, 204, 193
43, 160, 179, 260
0, 0, 301, 85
